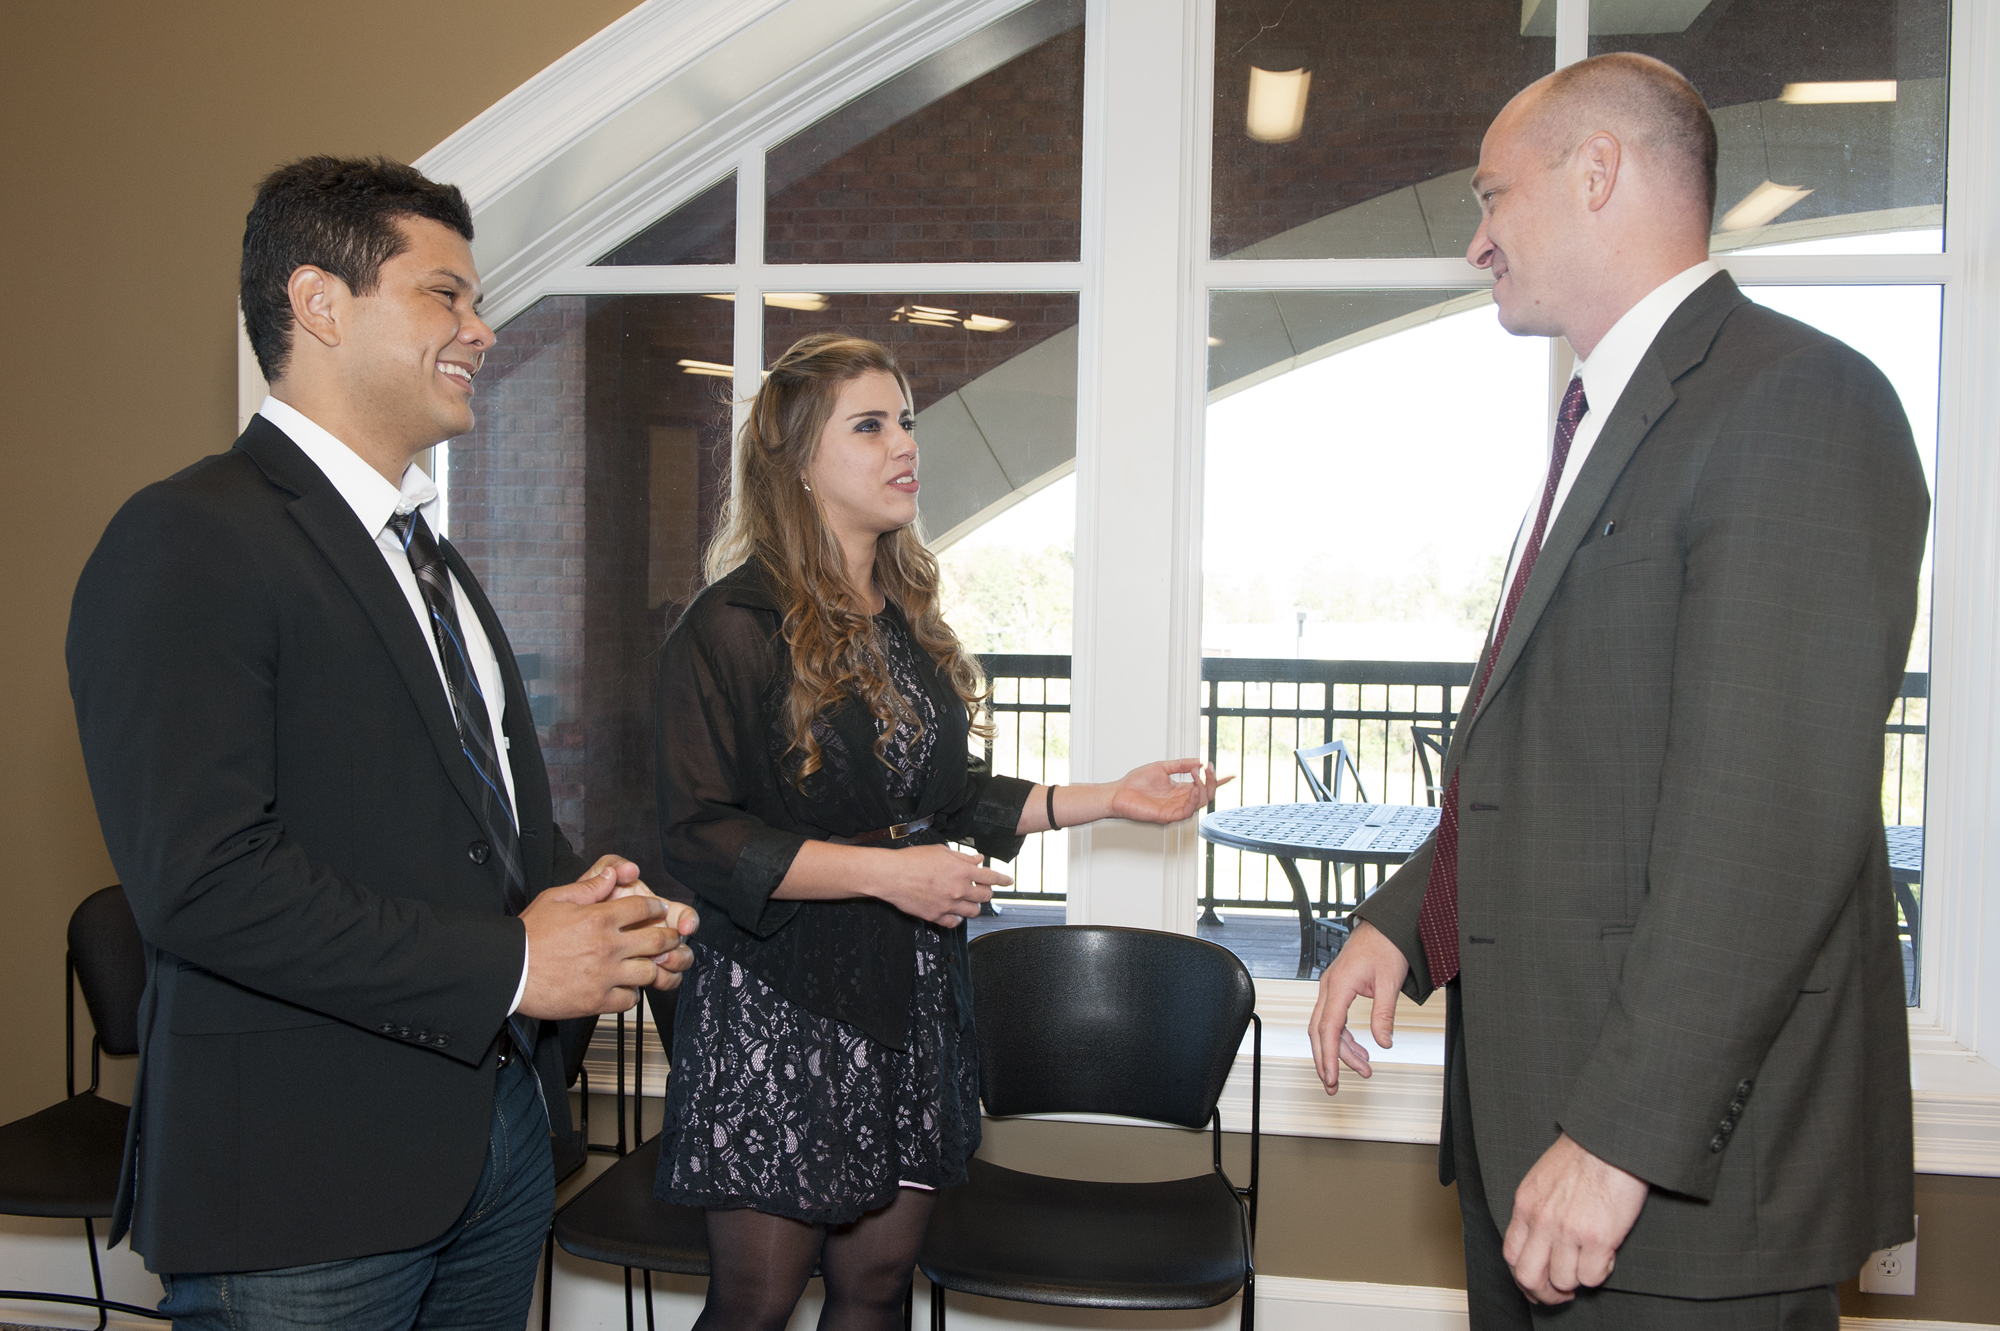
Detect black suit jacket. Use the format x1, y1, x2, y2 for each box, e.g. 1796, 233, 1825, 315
1353, 273, 1925, 1297
67, 415, 588, 1274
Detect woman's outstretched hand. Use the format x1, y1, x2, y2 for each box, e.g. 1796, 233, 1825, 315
1107, 759, 1229, 825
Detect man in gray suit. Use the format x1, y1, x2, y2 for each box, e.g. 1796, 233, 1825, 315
1309, 54, 1926, 1328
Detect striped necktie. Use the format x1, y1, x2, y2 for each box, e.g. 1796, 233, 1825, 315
386, 508, 528, 918
1415, 375, 1588, 987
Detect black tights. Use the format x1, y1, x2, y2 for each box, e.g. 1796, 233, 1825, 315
692, 1188, 934, 1331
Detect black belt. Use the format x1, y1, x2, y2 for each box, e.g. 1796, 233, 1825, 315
828, 814, 934, 846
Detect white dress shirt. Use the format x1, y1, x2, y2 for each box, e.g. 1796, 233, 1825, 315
1498, 259, 1723, 607
259, 396, 531, 1013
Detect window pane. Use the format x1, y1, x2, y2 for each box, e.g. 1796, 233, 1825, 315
1200, 290, 1539, 979
760, 292, 1078, 917
1742, 284, 1937, 1004
1211, 2, 1553, 259
1592, 0, 1948, 254
594, 173, 737, 266
444, 294, 735, 893
765, 0, 1084, 263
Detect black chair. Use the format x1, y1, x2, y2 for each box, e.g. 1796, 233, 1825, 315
920, 925, 1260, 1330
549, 1014, 604, 1187
1411, 725, 1451, 807
542, 987, 714, 1331
1293, 738, 1366, 804
0, 886, 167, 1327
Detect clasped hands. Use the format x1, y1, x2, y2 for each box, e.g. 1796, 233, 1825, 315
1307, 920, 1647, 1305
518, 855, 699, 1020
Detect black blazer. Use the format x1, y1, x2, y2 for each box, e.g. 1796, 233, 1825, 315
654, 560, 1034, 1049
67, 416, 588, 1274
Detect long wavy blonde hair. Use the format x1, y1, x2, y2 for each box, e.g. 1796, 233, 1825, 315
704, 333, 990, 782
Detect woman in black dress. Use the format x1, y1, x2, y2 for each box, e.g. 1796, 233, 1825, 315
653, 333, 1219, 1330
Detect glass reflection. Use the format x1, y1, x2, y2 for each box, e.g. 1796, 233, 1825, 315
1592, 0, 1948, 253
765, 0, 1084, 263
1211, 1, 1553, 259
444, 294, 735, 891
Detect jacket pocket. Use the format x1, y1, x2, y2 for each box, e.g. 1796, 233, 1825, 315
1562, 536, 1672, 581
1600, 924, 1635, 987
166, 963, 338, 1035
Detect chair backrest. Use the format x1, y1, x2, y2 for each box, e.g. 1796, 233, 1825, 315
970, 926, 1254, 1129
1410, 725, 1451, 808
68, 886, 146, 1058
1294, 738, 1367, 804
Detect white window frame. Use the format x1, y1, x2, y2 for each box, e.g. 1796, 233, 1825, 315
243, 0, 1999, 1167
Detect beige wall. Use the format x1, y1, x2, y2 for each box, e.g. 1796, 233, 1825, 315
3, 2, 1998, 1323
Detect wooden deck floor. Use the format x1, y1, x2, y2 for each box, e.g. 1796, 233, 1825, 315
966, 902, 1314, 980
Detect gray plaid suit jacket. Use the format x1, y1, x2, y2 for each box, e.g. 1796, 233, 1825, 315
1351, 272, 1926, 1299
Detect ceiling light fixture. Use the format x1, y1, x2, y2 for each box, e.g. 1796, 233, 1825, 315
1718, 180, 1816, 232
677, 358, 735, 377
1780, 80, 1898, 104
1246, 67, 1311, 144
699, 292, 829, 310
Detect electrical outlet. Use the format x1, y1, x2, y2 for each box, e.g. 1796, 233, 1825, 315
1859, 1215, 1918, 1295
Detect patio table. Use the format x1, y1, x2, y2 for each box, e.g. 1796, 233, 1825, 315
1199, 802, 1440, 979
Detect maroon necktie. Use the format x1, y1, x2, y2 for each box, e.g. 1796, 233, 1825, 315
1416, 376, 1588, 986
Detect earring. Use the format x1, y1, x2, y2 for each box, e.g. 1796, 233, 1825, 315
802, 479, 812, 492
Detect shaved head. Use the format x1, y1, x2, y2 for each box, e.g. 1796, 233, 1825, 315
1524, 52, 1718, 222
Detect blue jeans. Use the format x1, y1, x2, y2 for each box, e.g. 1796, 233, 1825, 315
159, 1057, 554, 1331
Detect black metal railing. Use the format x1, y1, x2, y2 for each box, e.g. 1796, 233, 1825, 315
974, 656, 1930, 924
977, 654, 1072, 902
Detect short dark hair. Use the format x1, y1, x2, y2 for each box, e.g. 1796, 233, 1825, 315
1535, 53, 1719, 220
240, 156, 474, 381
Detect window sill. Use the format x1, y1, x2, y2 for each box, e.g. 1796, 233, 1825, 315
1206, 980, 2000, 1177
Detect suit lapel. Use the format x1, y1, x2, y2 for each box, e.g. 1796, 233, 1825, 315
1467, 272, 1749, 732
236, 419, 488, 826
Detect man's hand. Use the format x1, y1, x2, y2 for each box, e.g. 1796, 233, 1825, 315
1306, 919, 1409, 1095
517, 857, 699, 1019
1502, 1132, 1649, 1304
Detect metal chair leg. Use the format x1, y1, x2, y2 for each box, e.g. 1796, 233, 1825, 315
931, 1281, 945, 1331
540, 1230, 555, 1331
1241, 1270, 1255, 1331
85, 1216, 107, 1331
623, 1266, 634, 1331
643, 1269, 656, 1331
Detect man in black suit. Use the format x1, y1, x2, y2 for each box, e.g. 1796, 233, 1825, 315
68, 156, 697, 1329
1309, 56, 1925, 1328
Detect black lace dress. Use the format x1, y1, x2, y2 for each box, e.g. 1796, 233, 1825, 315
654, 605, 999, 1225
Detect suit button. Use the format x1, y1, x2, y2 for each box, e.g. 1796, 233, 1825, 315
415, 1030, 430, 1042
398, 1026, 412, 1039
1718, 1120, 1734, 1135
469, 841, 491, 865
1709, 1135, 1725, 1153
1728, 1099, 1744, 1115
1736, 1079, 1753, 1097
378, 1022, 395, 1033
435, 1035, 449, 1048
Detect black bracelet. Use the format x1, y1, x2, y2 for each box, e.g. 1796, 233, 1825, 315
1046, 783, 1061, 831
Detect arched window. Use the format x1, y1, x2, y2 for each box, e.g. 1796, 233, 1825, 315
360, 0, 1997, 1159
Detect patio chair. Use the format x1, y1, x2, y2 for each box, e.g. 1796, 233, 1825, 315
1411, 725, 1451, 807
920, 925, 1260, 1330
1294, 738, 1367, 804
